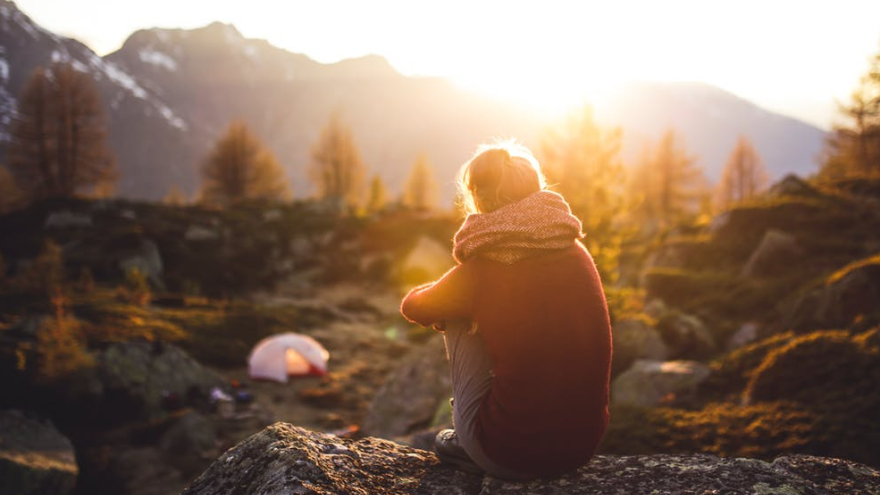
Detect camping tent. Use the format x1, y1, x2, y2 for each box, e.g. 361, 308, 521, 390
248, 333, 329, 383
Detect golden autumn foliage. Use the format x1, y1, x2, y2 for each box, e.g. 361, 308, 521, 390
715, 136, 769, 211
366, 174, 389, 213
821, 44, 880, 179
199, 120, 291, 207
402, 154, 439, 211
631, 128, 706, 229
309, 112, 366, 211
7, 63, 116, 200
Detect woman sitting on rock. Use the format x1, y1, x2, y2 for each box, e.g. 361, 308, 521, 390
400, 140, 612, 480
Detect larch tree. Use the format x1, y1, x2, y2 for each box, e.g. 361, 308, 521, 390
402, 154, 439, 211
366, 174, 389, 213
634, 128, 705, 229
0, 165, 21, 213
309, 112, 365, 212
163, 183, 188, 206
7, 63, 116, 200
199, 120, 291, 207
540, 105, 627, 284
821, 43, 880, 179
715, 136, 769, 210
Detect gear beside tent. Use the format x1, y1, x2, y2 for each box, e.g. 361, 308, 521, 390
248, 333, 329, 383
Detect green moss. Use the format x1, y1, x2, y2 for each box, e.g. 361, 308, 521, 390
601, 401, 880, 467
699, 332, 795, 402
600, 402, 826, 459
644, 268, 737, 309
827, 252, 880, 285
745, 330, 880, 418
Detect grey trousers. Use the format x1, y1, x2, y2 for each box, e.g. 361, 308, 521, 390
443, 320, 533, 480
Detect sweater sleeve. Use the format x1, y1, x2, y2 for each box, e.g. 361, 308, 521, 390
399, 263, 475, 328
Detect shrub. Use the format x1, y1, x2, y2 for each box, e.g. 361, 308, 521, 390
76, 266, 95, 294
35, 294, 94, 383
17, 239, 65, 295
116, 267, 151, 306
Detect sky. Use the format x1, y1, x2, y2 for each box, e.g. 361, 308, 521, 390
14, 0, 880, 129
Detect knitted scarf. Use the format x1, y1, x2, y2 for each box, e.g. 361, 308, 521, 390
453, 190, 584, 264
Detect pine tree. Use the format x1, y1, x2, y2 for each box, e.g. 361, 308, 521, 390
402, 154, 439, 211
821, 45, 880, 178
715, 136, 768, 210
366, 174, 389, 213
7, 63, 116, 200
199, 120, 290, 207
309, 112, 365, 212
634, 128, 705, 228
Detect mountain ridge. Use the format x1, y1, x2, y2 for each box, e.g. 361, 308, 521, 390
1, 1, 827, 203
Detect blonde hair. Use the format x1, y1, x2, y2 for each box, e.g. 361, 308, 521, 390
457, 139, 547, 215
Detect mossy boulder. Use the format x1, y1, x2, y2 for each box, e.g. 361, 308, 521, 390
742, 329, 880, 465
611, 318, 668, 376
600, 402, 825, 459
656, 311, 716, 359
699, 331, 795, 403
0, 409, 78, 495
740, 230, 803, 278
611, 360, 711, 407
744, 329, 880, 414
780, 254, 880, 332
62, 341, 228, 423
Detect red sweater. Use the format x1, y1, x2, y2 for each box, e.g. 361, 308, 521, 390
400, 242, 611, 476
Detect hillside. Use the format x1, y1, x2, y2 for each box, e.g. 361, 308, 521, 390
597, 81, 827, 181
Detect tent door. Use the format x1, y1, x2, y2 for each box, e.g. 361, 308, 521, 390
285, 348, 310, 375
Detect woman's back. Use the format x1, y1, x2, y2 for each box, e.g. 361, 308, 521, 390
467, 243, 611, 476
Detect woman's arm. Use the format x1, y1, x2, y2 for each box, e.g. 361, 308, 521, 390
400, 263, 475, 328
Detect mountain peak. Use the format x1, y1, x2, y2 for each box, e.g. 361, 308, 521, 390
199, 21, 243, 43
327, 54, 400, 79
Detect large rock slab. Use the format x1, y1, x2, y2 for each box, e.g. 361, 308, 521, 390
181, 423, 880, 495
656, 312, 716, 359
741, 229, 803, 278
0, 410, 78, 495
69, 342, 228, 422
611, 359, 712, 407
361, 334, 451, 439
610, 318, 668, 376
781, 254, 880, 332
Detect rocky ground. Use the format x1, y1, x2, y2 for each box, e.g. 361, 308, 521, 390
181, 423, 880, 495
3, 176, 880, 495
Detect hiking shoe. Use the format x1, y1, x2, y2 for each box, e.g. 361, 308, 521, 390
434, 429, 484, 475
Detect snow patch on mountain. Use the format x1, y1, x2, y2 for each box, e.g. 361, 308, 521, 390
46, 47, 187, 131
51, 49, 88, 73
139, 48, 178, 71
101, 59, 149, 99
0, 56, 8, 83
0, 84, 15, 141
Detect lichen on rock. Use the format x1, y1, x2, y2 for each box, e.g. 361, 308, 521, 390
181, 423, 880, 495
